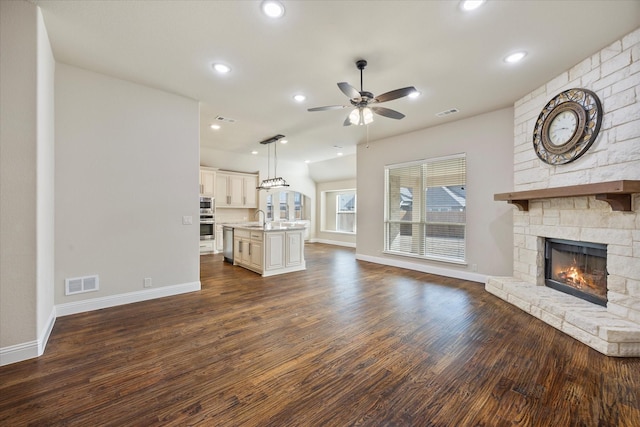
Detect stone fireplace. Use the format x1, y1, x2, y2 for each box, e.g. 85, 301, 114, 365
486, 188, 640, 356
485, 28, 640, 357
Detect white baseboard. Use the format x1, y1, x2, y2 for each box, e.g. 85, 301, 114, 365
56, 281, 201, 317
309, 238, 356, 248
355, 253, 486, 283
1, 306, 56, 367
1, 281, 200, 366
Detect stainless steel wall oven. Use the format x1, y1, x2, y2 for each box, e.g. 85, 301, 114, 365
200, 197, 215, 240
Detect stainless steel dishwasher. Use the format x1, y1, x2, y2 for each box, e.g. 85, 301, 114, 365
222, 226, 234, 263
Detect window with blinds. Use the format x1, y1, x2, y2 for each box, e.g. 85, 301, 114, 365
384, 154, 466, 263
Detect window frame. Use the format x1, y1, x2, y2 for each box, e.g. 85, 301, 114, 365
383, 153, 467, 264
320, 189, 357, 235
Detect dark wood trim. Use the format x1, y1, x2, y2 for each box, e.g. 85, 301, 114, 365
494, 180, 640, 212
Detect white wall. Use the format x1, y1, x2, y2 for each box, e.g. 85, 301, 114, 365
356, 107, 515, 282
55, 64, 200, 309
36, 6, 56, 356
0, 1, 55, 365
308, 154, 356, 183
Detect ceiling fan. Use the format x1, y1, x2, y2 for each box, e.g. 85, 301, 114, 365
308, 59, 417, 126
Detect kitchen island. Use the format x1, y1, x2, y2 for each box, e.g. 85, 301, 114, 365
230, 223, 306, 277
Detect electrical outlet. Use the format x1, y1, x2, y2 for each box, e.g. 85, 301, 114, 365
144, 277, 152, 288
182, 215, 193, 225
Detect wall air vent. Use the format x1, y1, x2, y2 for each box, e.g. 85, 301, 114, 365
65, 275, 99, 296
215, 115, 237, 123
436, 108, 459, 117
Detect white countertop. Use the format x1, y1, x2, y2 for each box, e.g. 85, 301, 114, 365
227, 222, 307, 232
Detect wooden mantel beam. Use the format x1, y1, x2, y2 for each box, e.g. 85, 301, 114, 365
494, 180, 640, 212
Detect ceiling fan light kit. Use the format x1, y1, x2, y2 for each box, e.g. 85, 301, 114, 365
349, 107, 373, 126
308, 59, 417, 126
257, 134, 290, 190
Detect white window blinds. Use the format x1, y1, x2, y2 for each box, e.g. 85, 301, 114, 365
384, 154, 466, 263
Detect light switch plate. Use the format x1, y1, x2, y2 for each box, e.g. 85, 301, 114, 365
182, 215, 193, 225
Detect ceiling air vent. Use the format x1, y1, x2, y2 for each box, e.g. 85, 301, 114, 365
65, 275, 99, 296
436, 108, 459, 118
215, 115, 237, 123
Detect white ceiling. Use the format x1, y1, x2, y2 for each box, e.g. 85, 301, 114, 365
36, 0, 640, 165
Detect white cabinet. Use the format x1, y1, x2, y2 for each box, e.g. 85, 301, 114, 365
216, 172, 258, 208
263, 229, 305, 275
215, 225, 224, 252
285, 230, 304, 267
199, 240, 214, 255
233, 229, 264, 274
244, 174, 258, 207
199, 167, 216, 197
264, 232, 285, 271
232, 226, 306, 277
249, 235, 263, 271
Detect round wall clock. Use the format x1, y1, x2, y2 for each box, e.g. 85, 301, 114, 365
532, 88, 603, 165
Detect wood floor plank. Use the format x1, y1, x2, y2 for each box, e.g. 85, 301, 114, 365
1, 243, 639, 426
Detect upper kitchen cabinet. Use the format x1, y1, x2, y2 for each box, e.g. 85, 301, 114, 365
199, 167, 216, 197
216, 171, 258, 208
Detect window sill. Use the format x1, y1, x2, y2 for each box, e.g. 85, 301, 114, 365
320, 230, 356, 236
383, 250, 467, 266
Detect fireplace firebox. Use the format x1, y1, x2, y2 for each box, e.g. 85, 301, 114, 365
544, 238, 607, 307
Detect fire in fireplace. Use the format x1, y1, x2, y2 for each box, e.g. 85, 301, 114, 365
544, 238, 607, 306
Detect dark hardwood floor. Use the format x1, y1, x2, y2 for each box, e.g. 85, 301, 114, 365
1, 243, 639, 426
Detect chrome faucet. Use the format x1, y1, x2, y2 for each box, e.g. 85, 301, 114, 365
254, 209, 266, 227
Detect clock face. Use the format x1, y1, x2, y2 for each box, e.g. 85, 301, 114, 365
548, 110, 578, 146
532, 88, 602, 165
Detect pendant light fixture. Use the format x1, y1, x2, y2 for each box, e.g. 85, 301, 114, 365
256, 134, 290, 190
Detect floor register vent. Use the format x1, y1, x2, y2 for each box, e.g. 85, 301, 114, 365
65, 275, 99, 296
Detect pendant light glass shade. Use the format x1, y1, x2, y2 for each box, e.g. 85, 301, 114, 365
257, 136, 290, 190
349, 107, 374, 126
257, 177, 289, 190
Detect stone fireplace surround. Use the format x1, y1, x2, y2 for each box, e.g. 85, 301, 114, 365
485, 28, 640, 357
486, 190, 640, 357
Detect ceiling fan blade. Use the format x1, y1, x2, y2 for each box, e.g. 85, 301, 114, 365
371, 106, 405, 120
374, 86, 417, 103
307, 105, 347, 112
338, 82, 360, 99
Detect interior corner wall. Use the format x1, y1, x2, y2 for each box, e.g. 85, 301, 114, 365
36, 5, 56, 357
0, 1, 41, 363
356, 107, 515, 281
55, 64, 200, 309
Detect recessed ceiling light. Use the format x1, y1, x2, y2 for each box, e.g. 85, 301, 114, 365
251, 150, 258, 155
261, 0, 285, 18
293, 94, 306, 102
504, 51, 527, 63
460, 0, 486, 11
212, 63, 231, 74
304, 160, 310, 163
280, 139, 288, 144
210, 124, 221, 130
337, 152, 343, 156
